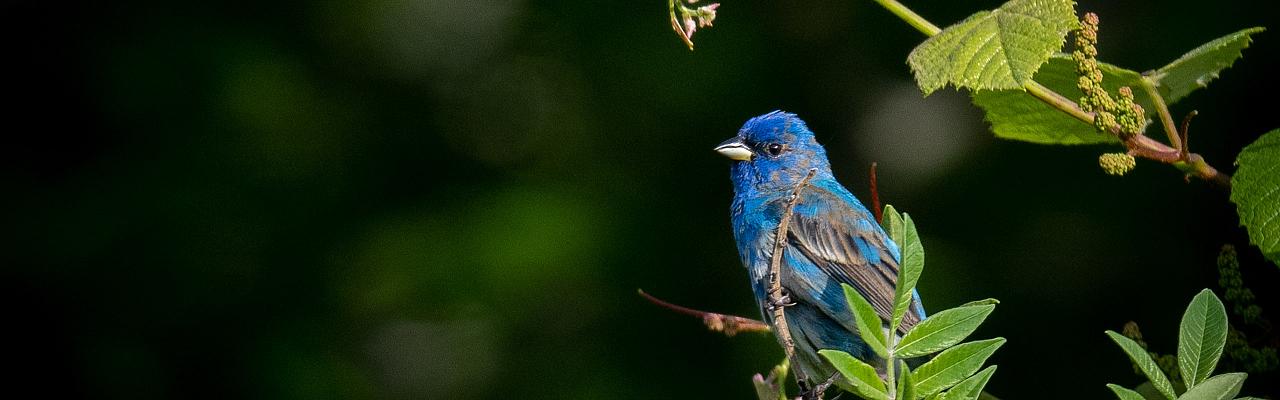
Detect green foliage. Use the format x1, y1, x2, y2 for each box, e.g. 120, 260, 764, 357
1230, 129, 1280, 267
1178, 289, 1228, 388
892, 213, 924, 333
825, 207, 1001, 400
820, 350, 890, 400
907, 0, 1077, 95
1215, 246, 1279, 375
1106, 384, 1147, 400
1107, 330, 1179, 400
1108, 291, 1256, 400
897, 360, 916, 400
896, 303, 997, 358
1149, 28, 1266, 103
972, 22, 1261, 146
882, 205, 906, 246
912, 338, 1006, 397
1176, 373, 1245, 400
971, 56, 1143, 144
938, 365, 997, 400
844, 283, 890, 358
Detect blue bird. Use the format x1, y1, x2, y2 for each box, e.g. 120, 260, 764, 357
716, 111, 926, 396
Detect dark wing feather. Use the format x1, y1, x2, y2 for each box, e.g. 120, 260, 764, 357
786, 188, 923, 334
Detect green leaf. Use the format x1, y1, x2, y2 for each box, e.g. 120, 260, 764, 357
898, 359, 916, 400
1231, 129, 1280, 266
907, 0, 1077, 95
939, 365, 997, 400
957, 298, 1001, 308
1178, 373, 1246, 400
882, 204, 905, 246
891, 213, 925, 333
819, 350, 890, 400
1106, 330, 1177, 400
843, 283, 890, 358
1150, 28, 1266, 104
1179, 289, 1229, 388
972, 55, 1151, 144
913, 338, 1006, 397
1106, 384, 1147, 400
897, 303, 996, 358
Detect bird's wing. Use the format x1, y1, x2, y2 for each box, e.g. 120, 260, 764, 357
783, 187, 923, 334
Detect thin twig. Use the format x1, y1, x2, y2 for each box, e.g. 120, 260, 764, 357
1140, 76, 1184, 152
638, 289, 771, 336
869, 0, 1233, 188
1180, 111, 1198, 160
768, 168, 820, 386
870, 162, 882, 223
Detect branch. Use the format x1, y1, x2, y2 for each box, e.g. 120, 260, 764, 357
768, 168, 820, 385
872, 0, 1232, 188
638, 289, 771, 336
870, 162, 882, 223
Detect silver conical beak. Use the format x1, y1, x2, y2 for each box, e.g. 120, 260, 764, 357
714, 137, 754, 161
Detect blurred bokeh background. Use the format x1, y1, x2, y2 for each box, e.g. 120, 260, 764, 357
6, 0, 1280, 398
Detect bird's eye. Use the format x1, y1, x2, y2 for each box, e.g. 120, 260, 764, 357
765, 143, 786, 156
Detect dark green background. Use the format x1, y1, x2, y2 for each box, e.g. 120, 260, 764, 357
7, 0, 1279, 398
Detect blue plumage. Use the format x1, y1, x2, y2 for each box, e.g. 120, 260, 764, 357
715, 111, 926, 391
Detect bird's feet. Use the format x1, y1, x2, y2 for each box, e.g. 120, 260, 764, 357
767, 289, 796, 311
798, 373, 841, 400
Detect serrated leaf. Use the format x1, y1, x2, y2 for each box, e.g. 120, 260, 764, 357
1107, 384, 1147, 400
972, 55, 1151, 144
913, 338, 1006, 397
820, 350, 890, 400
1106, 330, 1177, 400
1231, 129, 1280, 267
939, 365, 997, 400
898, 359, 916, 400
1178, 373, 1246, 400
908, 0, 1077, 95
897, 304, 996, 358
1179, 289, 1229, 388
844, 283, 890, 358
891, 213, 925, 333
1151, 28, 1265, 104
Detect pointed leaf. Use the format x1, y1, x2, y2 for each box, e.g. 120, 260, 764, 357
820, 350, 890, 400
1178, 373, 1246, 400
892, 213, 925, 333
882, 204, 905, 246
897, 304, 996, 358
1150, 28, 1265, 104
957, 298, 1001, 308
898, 359, 916, 400
844, 283, 890, 358
972, 55, 1149, 144
913, 338, 1006, 396
1179, 289, 1229, 388
1106, 330, 1177, 400
1106, 384, 1147, 400
908, 0, 1078, 95
1231, 129, 1280, 266
940, 365, 997, 400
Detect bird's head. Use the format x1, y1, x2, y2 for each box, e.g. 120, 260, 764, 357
716, 111, 832, 193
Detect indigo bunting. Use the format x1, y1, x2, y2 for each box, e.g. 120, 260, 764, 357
716, 111, 926, 393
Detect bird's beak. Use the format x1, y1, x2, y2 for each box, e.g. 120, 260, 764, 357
715, 137, 754, 161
